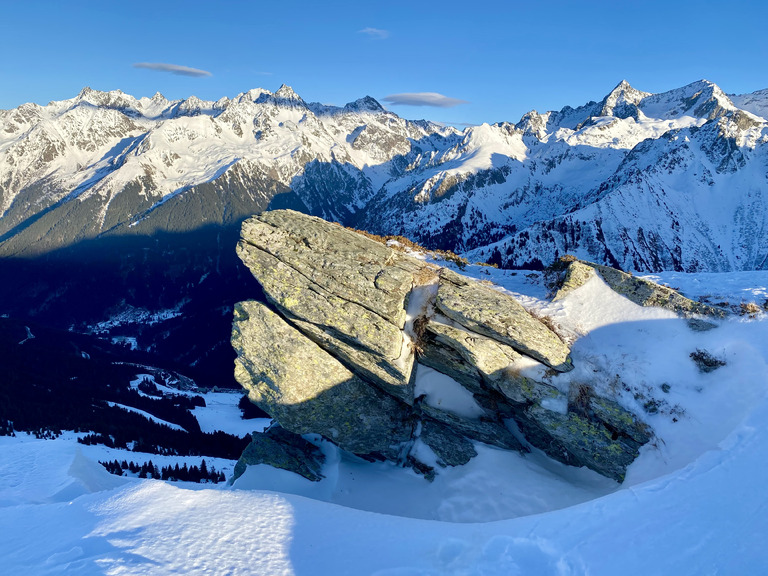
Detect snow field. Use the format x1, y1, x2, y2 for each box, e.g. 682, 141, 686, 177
1, 269, 768, 574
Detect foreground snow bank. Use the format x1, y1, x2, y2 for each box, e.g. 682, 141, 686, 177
2, 269, 768, 574
1, 391, 767, 574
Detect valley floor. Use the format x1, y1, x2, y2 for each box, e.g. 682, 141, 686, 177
2, 267, 767, 575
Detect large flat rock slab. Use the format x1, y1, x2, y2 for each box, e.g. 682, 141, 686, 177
422, 320, 564, 406
237, 239, 414, 401
237, 210, 436, 402
240, 210, 426, 327
231, 425, 325, 483
232, 300, 412, 459
435, 269, 573, 372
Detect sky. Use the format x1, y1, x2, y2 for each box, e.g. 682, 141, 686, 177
1, 0, 767, 126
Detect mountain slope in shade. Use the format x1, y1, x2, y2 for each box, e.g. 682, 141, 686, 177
0, 84, 448, 257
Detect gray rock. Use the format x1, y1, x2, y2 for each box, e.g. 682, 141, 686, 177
232, 300, 413, 459
240, 210, 426, 327
232, 212, 651, 484
435, 268, 573, 372
417, 329, 485, 394
554, 259, 725, 318
236, 210, 436, 403
686, 318, 719, 332
551, 259, 596, 300
236, 238, 415, 402
231, 425, 325, 483
419, 420, 478, 467
585, 395, 652, 446
514, 404, 642, 482
422, 320, 563, 406
419, 403, 525, 452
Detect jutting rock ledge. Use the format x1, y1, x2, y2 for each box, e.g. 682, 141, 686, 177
231, 210, 662, 483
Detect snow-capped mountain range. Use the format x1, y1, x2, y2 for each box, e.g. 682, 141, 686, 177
2, 79, 767, 271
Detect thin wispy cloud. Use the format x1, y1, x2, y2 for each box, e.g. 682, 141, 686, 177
133, 62, 212, 77
383, 92, 469, 108
358, 27, 389, 39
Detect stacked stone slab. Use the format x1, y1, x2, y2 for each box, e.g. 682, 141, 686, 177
232, 210, 652, 482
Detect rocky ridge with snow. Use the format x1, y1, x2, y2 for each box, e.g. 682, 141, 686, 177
231, 210, 658, 482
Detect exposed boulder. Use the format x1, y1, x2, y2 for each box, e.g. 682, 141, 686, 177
236, 210, 434, 403
420, 319, 562, 405
232, 300, 413, 460
418, 402, 525, 452
231, 424, 325, 483
436, 269, 574, 372
418, 420, 478, 468
513, 403, 647, 482
239, 210, 425, 327
232, 210, 652, 484
552, 258, 725, 318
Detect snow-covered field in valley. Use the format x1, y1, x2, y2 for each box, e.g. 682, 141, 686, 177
1, 267, 767, 575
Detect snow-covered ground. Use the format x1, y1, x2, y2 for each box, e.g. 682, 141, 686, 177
2, 268, 768, 574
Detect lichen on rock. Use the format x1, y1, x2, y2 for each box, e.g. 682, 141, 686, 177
232, 299, 412, 460
231, 425, 326, 483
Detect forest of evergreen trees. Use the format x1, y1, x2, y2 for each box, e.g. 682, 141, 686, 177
0, 318, 251, 461
99, 458, 226, 483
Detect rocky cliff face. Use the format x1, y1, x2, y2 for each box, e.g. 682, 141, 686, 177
232, 210, 657, 482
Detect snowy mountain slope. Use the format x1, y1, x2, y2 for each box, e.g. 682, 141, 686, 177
0, 84, 453, 256
467, 109, 768, 271
357, 80, 768, 271
0, 85, 458, 382
730, 88, 768, 121
1, 269, 767, 575
2, 79, 767, 272
2, 79, 767, 387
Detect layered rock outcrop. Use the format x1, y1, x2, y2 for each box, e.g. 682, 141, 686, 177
551, 258, 725, 318
232, 210, 652, 482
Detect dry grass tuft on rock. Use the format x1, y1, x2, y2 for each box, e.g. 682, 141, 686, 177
345, 227, 470, 269
740, 302, 761, 317
690, 349, 727, 373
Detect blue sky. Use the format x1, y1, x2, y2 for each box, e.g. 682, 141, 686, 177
1, 0, 767, 126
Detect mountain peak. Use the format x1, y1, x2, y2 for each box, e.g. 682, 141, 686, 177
74, 87, 137, 111
77, 86, 95, 99
671, 79, 735, 119
343, 96, 385, 113
600, 80, 650, 118
237, 88, 271, 103
275, 84, 303, 101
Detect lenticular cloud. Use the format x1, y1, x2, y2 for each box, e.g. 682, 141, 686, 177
382, 92, 468, 108
133, 62, 212, 77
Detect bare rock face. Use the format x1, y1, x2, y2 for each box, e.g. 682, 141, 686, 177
232, 210, 652, 483
232, 300, 413, 460
436, 269, 574, 372
231, 425, 326, 483
236, 210, 430, 403
553, 259, 725, 318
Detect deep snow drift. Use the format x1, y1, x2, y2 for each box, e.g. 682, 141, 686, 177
1, 266, 767, 575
